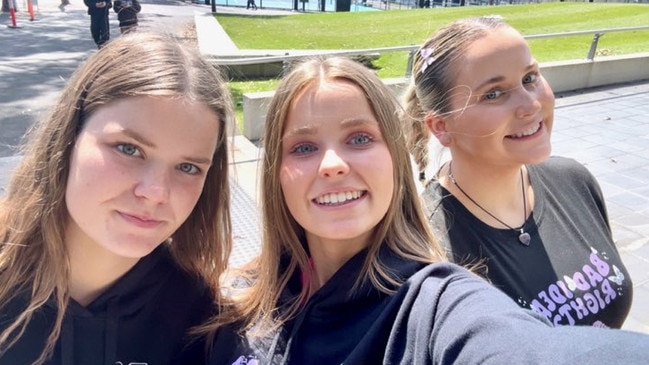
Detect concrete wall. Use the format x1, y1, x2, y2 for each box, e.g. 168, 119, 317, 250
241, 52, 649, 141
542, 52, 649, 93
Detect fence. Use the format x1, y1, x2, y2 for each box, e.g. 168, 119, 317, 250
209, 25, 649, 79
203, 0, 648, 12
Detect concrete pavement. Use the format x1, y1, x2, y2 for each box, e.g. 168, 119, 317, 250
551, 81, 649, 334
1, 0, 649, 334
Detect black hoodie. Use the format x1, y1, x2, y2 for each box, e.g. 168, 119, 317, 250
0, 245, 214, 365
210, 246, 649, 365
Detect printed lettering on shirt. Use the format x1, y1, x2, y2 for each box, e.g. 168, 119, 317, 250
526, 247, 626, 326
231, 355, 259, 365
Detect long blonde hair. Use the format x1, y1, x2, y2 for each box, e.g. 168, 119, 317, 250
232, 57, 446, 335
0, 32, 234, 364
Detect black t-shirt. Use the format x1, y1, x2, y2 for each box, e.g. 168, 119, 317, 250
422, 156, 633, 328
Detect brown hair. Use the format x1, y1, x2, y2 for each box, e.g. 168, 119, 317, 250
401, 15, 510, 180
0, 32, 234, 364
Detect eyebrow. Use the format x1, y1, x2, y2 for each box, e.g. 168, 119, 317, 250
120, 128, 213, 165
474, 62, 539, 91
282, 117, 378, 139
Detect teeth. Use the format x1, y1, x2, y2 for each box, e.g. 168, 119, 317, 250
510, 123, 540, 138
316, 191, 362, 205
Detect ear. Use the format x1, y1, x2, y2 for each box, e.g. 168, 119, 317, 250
425, 112, 452, 147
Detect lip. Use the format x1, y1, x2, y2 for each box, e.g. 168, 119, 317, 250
506, 121, 543, 139
118, 211, 163, 228
312, 189, 367, 207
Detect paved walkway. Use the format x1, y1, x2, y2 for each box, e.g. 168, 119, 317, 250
1, 0, 648, 334
551, 81, 649, 334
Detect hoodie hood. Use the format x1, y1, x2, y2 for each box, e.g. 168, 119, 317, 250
267, 245, 425, 364
51, 245, 172, 365
2, 244, 214, 365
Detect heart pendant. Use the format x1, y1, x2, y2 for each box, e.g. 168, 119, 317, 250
518, 232, 531, 246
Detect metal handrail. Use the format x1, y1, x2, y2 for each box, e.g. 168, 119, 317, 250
208, 46, 417, 66
207, 25, 649, 75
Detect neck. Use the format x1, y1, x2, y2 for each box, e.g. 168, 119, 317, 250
66, 226, 140, 307
305, 233, 368, 290
441, 160, 530, 229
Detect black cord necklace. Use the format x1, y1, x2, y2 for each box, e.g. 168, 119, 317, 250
448, 162, 531, 246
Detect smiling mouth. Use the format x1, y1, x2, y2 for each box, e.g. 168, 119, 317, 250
314, 190, 366, 206
507, 122, 542, 139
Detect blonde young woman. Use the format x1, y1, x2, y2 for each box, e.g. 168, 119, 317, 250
0, 32, 234, 365
403, 16, 632, 328
208, 56, 649, 365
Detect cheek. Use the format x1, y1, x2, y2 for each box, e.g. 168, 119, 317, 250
368, 151, 395, 194
279, 159, 309, 191
541, 83, 556, 110
382, 163, 395, 196
451, 110, 502, 140
67, 148, 112, 195
173, 181, 206, 217
279, 166, 299, 205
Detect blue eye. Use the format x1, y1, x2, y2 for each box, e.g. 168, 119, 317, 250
483, 89, 504, 101
289, 143, 317, 155
523, 72, 539, 85
116, 143, 142, 157
349, 133, 372, 145
178, 163, 200, 175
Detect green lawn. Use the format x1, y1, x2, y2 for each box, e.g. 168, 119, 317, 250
215, 3, 649, 125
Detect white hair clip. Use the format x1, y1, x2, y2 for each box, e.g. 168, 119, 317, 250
419, 47, 435, 74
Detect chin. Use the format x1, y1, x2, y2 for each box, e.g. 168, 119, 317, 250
111, 240, 164, 259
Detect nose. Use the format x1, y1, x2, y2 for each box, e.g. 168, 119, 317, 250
134, 165, 170, 203
319, 149, 349, 178
515, 85, 542, 120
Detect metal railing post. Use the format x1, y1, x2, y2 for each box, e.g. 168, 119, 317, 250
586, 32, 603, 60
405, 48, 416, 78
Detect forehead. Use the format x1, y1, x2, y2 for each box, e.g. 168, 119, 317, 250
291, 79, 365, 108
83, 96, 221, 154
284, 79, 374, 128
452, 27, 532, 87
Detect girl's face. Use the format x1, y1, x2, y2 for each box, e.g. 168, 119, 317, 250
65, 96, 220, 260
441, 26, 555, 168
279, 80, 394, 255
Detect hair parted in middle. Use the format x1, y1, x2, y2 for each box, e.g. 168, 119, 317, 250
401, 15, 510, 181
0, 31, 235, 364
234, 56, 446, 334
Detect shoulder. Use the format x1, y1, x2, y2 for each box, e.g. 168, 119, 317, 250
402, 263, 503, 309
531, 156, 597, 183
387, 263, 549, 359
530, 156, 604, 198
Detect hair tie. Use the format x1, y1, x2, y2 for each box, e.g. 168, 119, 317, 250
419, 47, 435, 74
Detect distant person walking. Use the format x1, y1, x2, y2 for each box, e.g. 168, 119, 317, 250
113, 0, 140, 33
246, 0, 257, 10
84, 0, 111, 48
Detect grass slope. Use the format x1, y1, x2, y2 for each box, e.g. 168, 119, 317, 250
215, 3, 649, 124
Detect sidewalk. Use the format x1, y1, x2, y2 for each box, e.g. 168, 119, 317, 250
1, 0, 648, 334
0, 0, 264, 266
